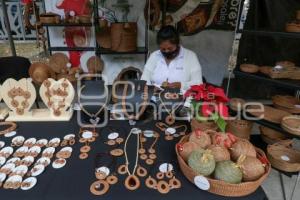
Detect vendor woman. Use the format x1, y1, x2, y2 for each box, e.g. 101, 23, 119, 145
141, 25, 203, 90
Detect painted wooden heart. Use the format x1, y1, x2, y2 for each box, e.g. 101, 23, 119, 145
1, 78, 36, 115
39, 78, 75, 116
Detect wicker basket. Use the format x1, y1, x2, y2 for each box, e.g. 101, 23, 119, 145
272, 95, 300, 114
267, 140, 300, 172
229, 98, 246, 111
176, 136, 271, 197
191, 118, 218, 132
111, 22, 137, 52
259, 126, 287, 144
281, 115, 300, 136
259, 66, 272, 76
226, 120, 253, 140
40, 13, 60, 24
240, 64, 259, 73
96, 19, 111, 49
247, 105, 290, 124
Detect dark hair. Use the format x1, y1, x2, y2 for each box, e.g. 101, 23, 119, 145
156, 25, 180, 45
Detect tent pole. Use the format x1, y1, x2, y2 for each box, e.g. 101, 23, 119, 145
1, 0, 17, 56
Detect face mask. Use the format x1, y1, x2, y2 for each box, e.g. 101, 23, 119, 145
161, 46, 180, 60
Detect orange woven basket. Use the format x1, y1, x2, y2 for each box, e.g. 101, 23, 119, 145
176, 136, 271, 197
267, 140, 300, 172
226, 119, 253, 140
272, 95, 300, 114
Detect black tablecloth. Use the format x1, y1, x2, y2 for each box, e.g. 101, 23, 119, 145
0, 114, 268, 200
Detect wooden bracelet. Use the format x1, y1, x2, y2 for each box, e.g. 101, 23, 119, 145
157, 180, 170, 194
90, 180, 110, 196
0, 122, 17, 136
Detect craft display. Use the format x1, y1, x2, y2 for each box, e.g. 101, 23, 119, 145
226, 119, 253, 140
281, 115, 300, 136
0, 134, 73, 190
90, 153, 118, 196
119, 128, 144, 191
259, 126, 287, 144
78, 128, 99, 160
139, 130, 160, 165
267, 140, 300, 172
184, 84, 229, 133
246, 105, 290, 124
40, 78, 75, 119
176, 130, 271, 197
155, 122, 187, 141
240, 64, 259, 73
145, 163, 182, 194
272, 95, 300, 114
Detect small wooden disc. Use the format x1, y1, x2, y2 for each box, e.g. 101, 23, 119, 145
146, 159, 154, 165
138, 148, 146, 154
116, 138, 124, 144
140, 154, 148, 160
110, 149, 124, 157
149, 154, 157, 160
79, 153, 88, 160
117, 165, 127, 175
80, 145, 91, 153
136, 166, 148, 177
157, 180, 170, 194
148, 148, 156, 154
106, 175, 118, 185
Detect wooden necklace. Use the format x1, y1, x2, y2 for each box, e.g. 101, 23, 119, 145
79, 85, 109, 125
155, 122, 187, 141
78, 127, 99, 160
158, 91, 182, 126
0, 122, 17, 136
8, 80, 31, 115
122, 128, 144, 190
43, 79, 69, 116
139, 131, 160, 165
121, 83, 149, 120
90, 153, 118, 196
103, 127, 125, 157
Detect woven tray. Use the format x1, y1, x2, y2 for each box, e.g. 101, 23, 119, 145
281, 115, 300, 136
267, 140, 300, 172
259, 126, 287, 145
247, 105, 290, 124
176, 136, 271, 197
272, 95, 300, 114
240, 64, 259, 73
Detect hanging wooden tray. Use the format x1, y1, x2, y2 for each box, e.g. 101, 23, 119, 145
272, 95, 300, 114
247, 105, 290, 124
281, 115, 300, 136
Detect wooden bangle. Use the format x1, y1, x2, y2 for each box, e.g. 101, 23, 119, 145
124, 175, 140, 191
148, 148, 156, 154
157, 180, 170, 194
156, 172, 164, 180
145, 176, 157, 189
169, 177, 181, 189
136, 166, 147, 177
90, 180, 110, 196
117, 164, 127, 175
106, 175, 118, 185
0, 122, 17, 136
166, 171, 173, 179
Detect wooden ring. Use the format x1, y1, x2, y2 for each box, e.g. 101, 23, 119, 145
157, 180, 170, 194
148, 148, 155, 154
117, 164, 127, 175
124, 175, 140, 191
146, 159, 154, 165
166, 171, 173, 179
145, 176, 157, 189
136, 166, 147, 177
110, 149, 124, 157
116, 138, 124, 144
138, 148, 146, 154
80, 145, 91, 153
106, 140, 116, 146
79, 153, 88, 160
140, 154, 148, 160
149, 154, 157, 160
90, 180, 110, 196
156, 172, 164, 180
169, 177, 181, 189
69, 139, 76, 146
106, 175, 118, 185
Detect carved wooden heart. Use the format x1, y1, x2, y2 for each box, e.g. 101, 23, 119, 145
39, 78, 75, 116
1, 78, 37, 115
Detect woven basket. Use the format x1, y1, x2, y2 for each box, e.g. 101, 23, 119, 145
267, 140, 300, 172
40, 13, 60, 24
96, 19, 111, 49
226, 120, 253, 140
111, 22, 137, 52
281, 115, 300, 136
259, 126, 287, 144
297, 10, 300, 20
286, 22, 300, 33
247, 105, 290, 124
191, 118, 218, 132
176, 136, 271, 197
240, 64, 259, 73
259, 66, 272, 76
229, 98, 246, 111
272, 95, 300, 114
